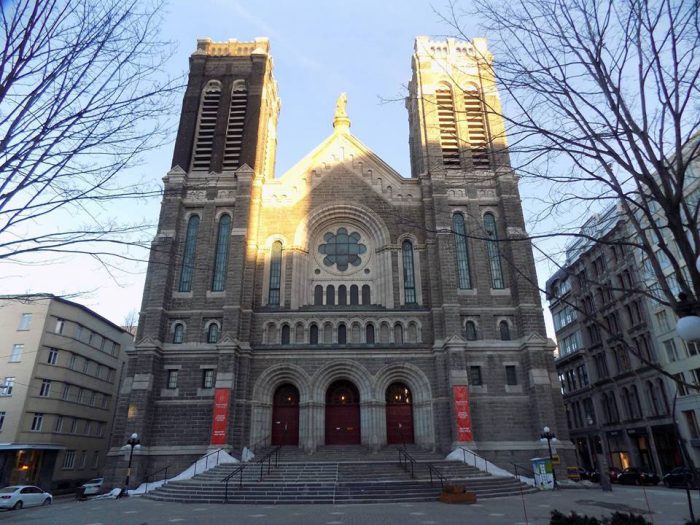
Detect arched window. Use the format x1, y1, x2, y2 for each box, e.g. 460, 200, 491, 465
394, 323, 404, 344
268, 241, 282, 305
452, 213, 472, 289
631, 385, 642, 419
465, 321, 477, 341
483, 213, 504, 289
402, 240, 417, 304
211, 214, 231, 291
314, 285, 323, 305
408, 322, 418, 343
323, 322, 333, 343
350, 285, 359, 305
326, 285, 335, 306
281, 324, 290, 344
351, 322, 361, 343
179, 215, 200, 292
192, 81, 222, 171
207, 323, 219, 344
173, 323, 184, 344
361, 285, 371, 305
646, 381, 659, 416
463, 86, 490, 169
338, 285, 347, 306
499, 320, 511, 341
657, 378, 669, 414
365, 324, 375, 344
295, 323, 304, 343
338, 323, 347, 344
222, 80, 248, 170
309, 324, 319, 345
436, 85, 460, 168
380, 322, 390, 343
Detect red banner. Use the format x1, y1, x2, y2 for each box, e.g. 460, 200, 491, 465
210, 388, 230, 445
452, 385, 473, 442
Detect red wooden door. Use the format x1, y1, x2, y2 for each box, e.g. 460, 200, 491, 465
385, 382, 414, 444
325, 380, 361, 445
271, 384, 299, 446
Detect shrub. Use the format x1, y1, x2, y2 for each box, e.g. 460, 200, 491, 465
550, 511, 653, 525
550, 510, 601, 525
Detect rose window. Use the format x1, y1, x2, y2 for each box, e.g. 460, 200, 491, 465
318, 228, 366, 271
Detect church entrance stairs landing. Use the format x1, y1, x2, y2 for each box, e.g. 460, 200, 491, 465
143, 446, 538, 504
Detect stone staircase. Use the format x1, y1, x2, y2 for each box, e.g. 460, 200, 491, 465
144, 445, 537, 504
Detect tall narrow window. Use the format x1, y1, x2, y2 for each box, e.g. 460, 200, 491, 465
499, 321, 511, 341
402, 240, 417, 304
436, 86, 460, 168
192, 81, 222, 171
211, 215, 231, 291
361, 285, 371, 305
179, 215, 200, 292
173, 323, 184, 344
338, 324, 347, 344
463, 87, 490, 169
326, 285, 335, 306
314, 285, 324, 305
338, 285, 347, 306
394, 323, 404, 344
452, 213, 472, 289
281, 324, 291, 345
350, 285, 359, 305
465, 321, 477, 341
483, 213, 504, 289
309, 324, 319, 345
222, 80, 248, 170
365, 324, 375, 344
268, 241, 283, 306
207, 323, 219, 344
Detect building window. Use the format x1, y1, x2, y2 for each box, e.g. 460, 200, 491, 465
18, 313, 31, 331
314, 285, 324, 305
2, 377, 15, 396
318, 228, 367, 271
211, 214, 231, 291
505, 366, 518, 386
30, 413, 43, 432
47, 348, 58, 365
402, 240, 417, 304
683, 410, 700, 439
686, 341, 700, 357
436, 85, 460, 168
326, 285, 335, 306
166, 370, 178, 389
338, 285, 347, 306
465, 321, 477, 341
178, 215, 200, 292
0, 411, 5, 431
62, 450, 76, 470
338, 324, 347, 344
281, 324, 291, 345
310, 324, 319, 345
664, 339, 680, 362
202, 369, 215, 389
366, 324, 375, 344
350, 285, 359, 305
394, 323, 404, 344
222, 80, 248, 170
55, 318, 65, 334
173, 323, 184, 344
39, 379, 51, 397
675, 373, 688, 396
92, 451, 100, 469
361, 285, 371, 305
56, 416, 65, 432
469, 366, 482, 386
268, 241, 283, 305
452, 213, 472, 289
207, 323, 220, 344
463, 87, 490, 168
499, 321, 511, 341
483, 213, 504, 289
9, 344, 23, 363
191, 81, 222, 171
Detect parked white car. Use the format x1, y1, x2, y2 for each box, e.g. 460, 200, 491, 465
79, 478, 104, 496
0, 485, 52, 510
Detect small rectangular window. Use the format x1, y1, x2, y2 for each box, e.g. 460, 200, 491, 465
79, 450, 87, 469
202, 369, 215, 389
2, 377, 15, 396
9, 344, 23, 363
0, 411, 5, 431
55, 318, 65, 334
30, 413, 44, 432
62, 384, 71, 400
469, 366, 482, 386
18, 313, 32, 331
167, 370, 178, 389
683, 410, 700, 439
505, 365, 518, 386
62, 450, 76, 469
47, 348, 59, 365
55, 416, 64, 433
69, 354, 77, 369
39, 379, 51, 397
92, 451, 100, 469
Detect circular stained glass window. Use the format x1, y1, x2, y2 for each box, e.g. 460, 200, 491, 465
318, 227, 367, 271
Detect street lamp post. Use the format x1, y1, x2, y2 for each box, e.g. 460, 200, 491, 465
586, 416, 612, 492
118, 433, 141, 498
540, 426, 557, 488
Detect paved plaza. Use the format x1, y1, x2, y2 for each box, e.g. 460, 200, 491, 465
1, 486, 699, 525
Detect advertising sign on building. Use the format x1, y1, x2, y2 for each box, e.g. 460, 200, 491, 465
210, 388, 231, 445
452, 385, 473, 442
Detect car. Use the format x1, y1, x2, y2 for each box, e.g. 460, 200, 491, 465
616, 467, 660, 486
608, 466, 622, 483
663, 467, 700, 488
0, 485, 52, 510
79, 478, 104, 497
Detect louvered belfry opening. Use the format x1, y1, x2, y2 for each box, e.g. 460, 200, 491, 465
463, 87, 490, 169
223, 81, 248, 170
191, 81, 222, 171
436, 86, 461, 169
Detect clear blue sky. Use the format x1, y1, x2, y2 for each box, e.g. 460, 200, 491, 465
1, 0, 560, 336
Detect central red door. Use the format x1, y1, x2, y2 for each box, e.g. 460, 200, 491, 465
325, 380, 361, 445
386, 382, 414, 444
271, 384, 299, 446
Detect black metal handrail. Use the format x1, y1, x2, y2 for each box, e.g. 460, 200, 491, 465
512, 462, 535, 479
221, 445, 281, 502
193, 448, 227, 476
397, 446, 416, 478
249, 434, 272, 454
458, 446, 489, 473
427, 463, 447, 488
143, 464, 171, 494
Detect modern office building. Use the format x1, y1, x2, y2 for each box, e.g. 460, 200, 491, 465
0, 295, 130, 491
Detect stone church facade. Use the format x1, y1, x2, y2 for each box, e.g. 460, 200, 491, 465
105, 36, 571, 484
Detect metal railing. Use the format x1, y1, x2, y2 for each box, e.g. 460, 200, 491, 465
397, 447, 416, 478
193, 448, 227, 477
458, 446, 489, 473
143, 465, 171, 494
248, 434, 271, 455
221, 445, 281, 502
427, 463, 447, 488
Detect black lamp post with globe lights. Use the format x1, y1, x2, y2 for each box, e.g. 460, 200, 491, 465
118, 433, 141, 498
540, 426, 557, 488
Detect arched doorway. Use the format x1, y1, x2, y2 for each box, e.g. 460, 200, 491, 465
385, 382, 414, 444
325, 380, 361, 445
271, 384, 299, 446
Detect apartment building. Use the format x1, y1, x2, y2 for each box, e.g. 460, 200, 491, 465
0, 295, 130, 491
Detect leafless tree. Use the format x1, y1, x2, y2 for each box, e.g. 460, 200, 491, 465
436, 0, 699, 317
0, 0, 180, 264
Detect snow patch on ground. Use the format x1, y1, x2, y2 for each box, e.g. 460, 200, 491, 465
446, 448, 535, 487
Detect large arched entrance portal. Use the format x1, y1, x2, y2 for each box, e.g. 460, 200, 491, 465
271, 384, 300, 446
325, 380, 361, 445
385, 382, 414, 445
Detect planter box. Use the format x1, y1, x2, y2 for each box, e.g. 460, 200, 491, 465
439, 490, 477, 504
